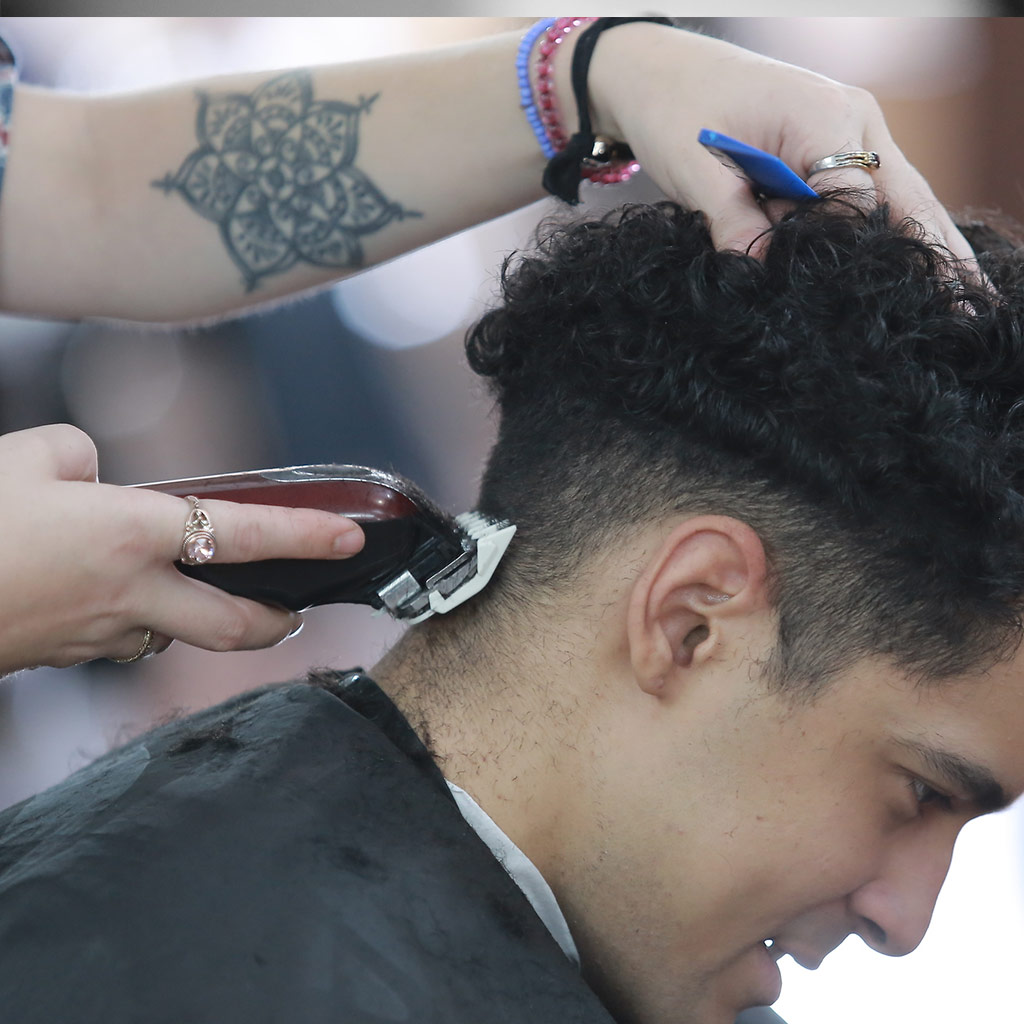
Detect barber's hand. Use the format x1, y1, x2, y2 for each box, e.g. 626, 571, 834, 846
588, 23, 975, 264
0, 424, 365, 675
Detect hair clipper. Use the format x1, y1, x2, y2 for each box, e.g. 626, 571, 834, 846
140, 465, 516, 622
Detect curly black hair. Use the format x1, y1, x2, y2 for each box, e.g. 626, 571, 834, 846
457, 195, 1024, 690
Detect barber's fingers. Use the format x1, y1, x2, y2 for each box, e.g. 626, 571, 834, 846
103, 491, 373, 659
852, 104, 977, 268
795, 99, 977, 270
679, 122, 881, 254
765, 117, 881, 225
136, 491, 366, 563
872, 156, 978, 268
659, 156, 773, 257
144, 631, 174, 656
761, 160, 878, 231
124, 571, 303, 654
804, 166, 877, 201
706, 178, 775, 257
694, 163, 871, 257
105, 627, 174, 665
759, 143, 974, 276
0, 423, 99, 482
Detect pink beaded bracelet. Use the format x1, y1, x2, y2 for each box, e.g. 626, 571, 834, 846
533, 17, 640, 187
534, 18, 591, 157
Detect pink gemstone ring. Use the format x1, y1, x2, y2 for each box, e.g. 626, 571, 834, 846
180, 495, 216, 565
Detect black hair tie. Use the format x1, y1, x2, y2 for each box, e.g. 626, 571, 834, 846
542, 17, 673, 204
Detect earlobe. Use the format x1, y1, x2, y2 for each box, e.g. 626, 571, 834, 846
626, 516, 768, 696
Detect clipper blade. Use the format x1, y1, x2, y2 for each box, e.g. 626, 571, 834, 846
404, 512, 516, 623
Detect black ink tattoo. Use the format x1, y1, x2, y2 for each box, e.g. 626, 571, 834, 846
153, 72, 421, 291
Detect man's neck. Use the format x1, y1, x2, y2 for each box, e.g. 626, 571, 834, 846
370, 616, 581, 889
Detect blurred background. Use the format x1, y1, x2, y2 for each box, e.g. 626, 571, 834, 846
0, 16, 1020, 1024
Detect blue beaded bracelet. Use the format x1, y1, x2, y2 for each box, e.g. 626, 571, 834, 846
517, 19, 557, 160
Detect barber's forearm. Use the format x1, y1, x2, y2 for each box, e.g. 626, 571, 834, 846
0, 30, 549, 323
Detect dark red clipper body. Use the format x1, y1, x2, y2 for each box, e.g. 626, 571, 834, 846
140, 465, 515, 620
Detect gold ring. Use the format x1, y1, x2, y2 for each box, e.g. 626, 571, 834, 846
807, 151, 881, 176
110, 628, 155, 664
180, 495, 216, 565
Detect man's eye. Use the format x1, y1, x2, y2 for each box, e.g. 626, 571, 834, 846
910, 777, 954, 812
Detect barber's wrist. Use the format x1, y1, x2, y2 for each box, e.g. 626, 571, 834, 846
585, 20, 679, 145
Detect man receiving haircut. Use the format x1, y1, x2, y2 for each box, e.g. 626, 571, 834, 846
2, 196, 1024, 1024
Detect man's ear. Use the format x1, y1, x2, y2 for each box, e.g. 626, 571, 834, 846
626, 516, 769, 695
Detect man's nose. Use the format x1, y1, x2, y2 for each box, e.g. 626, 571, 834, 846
847, 829, 956, 957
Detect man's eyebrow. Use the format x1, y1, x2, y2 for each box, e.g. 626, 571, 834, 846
898, 739, 1010, 813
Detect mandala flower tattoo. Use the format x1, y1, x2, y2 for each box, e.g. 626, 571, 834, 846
154, 72, 420, 290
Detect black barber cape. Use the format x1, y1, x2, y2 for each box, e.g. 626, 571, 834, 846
0, 670, 787, 1024
0, 671, 614, 1023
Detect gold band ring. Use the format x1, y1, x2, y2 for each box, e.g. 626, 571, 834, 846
180, 495, 216, 565
110, 628, 155, 664
807, 151, 881, 176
